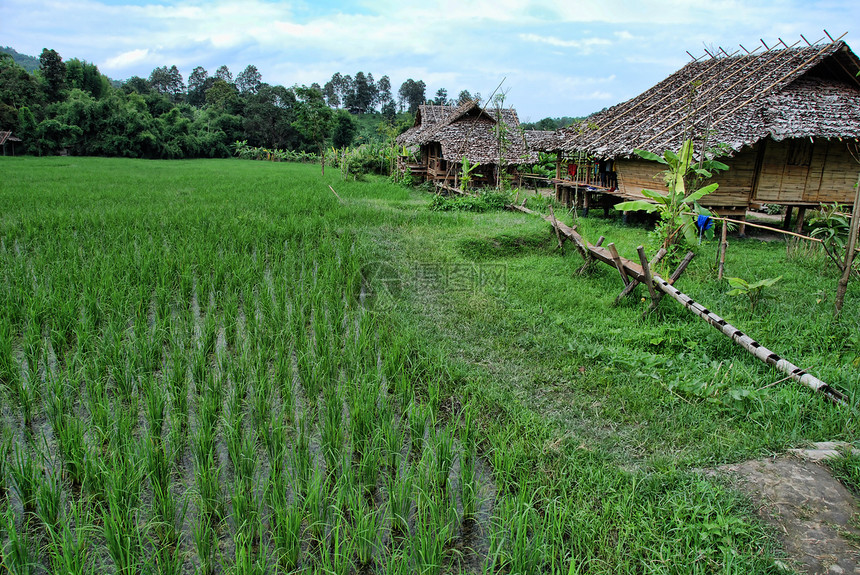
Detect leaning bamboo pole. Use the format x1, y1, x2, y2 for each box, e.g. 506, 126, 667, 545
509, 203, 850, 406
650, 273, 848, 405
835, 173, 860, 314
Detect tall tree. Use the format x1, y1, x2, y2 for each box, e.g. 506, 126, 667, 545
323, 72, 342, 108
149, 65, 185, 101
376, 75, 393, 109
331, 109, 356, 148
214, 65, 233, 84
397, 79, 426, 114
345, 71, 376, 114
457, 89, 473, 105
39, 48, 66, 102
65, 59, 108, 99
186, 66, 214, 106
236, 65, 262, 95
295, 85, 334, 175
242, 83, 299, 149
433, 88, 449, 106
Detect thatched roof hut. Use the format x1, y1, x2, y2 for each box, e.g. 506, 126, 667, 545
397, 100, 537, 186
0, 130, 21, 156
548, 39, 860, 221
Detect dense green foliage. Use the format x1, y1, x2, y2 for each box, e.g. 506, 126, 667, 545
1, 157, 857, 574
0, 47, 481, 160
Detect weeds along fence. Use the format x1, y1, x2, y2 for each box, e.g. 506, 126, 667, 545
233, 140, 320, 163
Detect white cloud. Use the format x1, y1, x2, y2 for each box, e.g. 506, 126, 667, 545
103, 48, 151, 70
519, 33, 612, 53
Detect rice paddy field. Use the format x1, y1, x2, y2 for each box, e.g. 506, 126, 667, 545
0, 156, 858, 574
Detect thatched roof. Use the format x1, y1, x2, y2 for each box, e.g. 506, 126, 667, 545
397, 100, 537, 165
0, 131, 21, 145
553, 40, 860, 158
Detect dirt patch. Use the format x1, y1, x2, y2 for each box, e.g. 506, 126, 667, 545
716, 444, 860, 574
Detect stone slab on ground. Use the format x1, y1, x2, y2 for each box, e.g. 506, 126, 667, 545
718, 453, 860, 574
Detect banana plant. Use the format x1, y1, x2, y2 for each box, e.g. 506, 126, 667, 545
615, 139, 728, 248
459, 156, 481, 191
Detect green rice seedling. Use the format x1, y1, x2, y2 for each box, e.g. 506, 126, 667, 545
23, 316, 42, 381
321, 385, 344, 475
269, 479, 303, 572
102, 490, 145, 575
195, 451, 224, 521
264, 420, 288, 482
234, 527, 269, 575
349, 490, 380, 567
11, 445, 39, 514
234, 433, 258, 493
349, 380, 376, 459
387, 466, 413, 537
224, 291, 239, 349
83, 450, 108, 510
305, 466, 329, 543
380, 411, 404, 475
251, 376, 273, 442
508, 496, 545, 574
36, 471, 63, 534
151, 535, 184, 575
192, 514, 218, 575
16, 377, 38, 428
459, 444, 478, 521
0, 504, 33, 575
409, 402, 428, 456
0, 318, 18, 391
192, 346, 207, 393
318, 519, 353, 575
144, 375, 166, 442
290, 415, 312, 498
0, 433, 10, 497
410, 494, 452, 575
357, 430, 383, 495
230, 476, 259, 547
431, 425, 455, 494
47, 499, 92, 575
86, 378, 110, 444
151, 477, 187, 547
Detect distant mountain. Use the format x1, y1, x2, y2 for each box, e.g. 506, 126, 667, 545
1, 46, 39, 73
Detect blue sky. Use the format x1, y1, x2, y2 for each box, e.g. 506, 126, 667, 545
2, 0, 858, 121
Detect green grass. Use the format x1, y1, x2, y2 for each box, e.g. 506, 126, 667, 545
0, 156, 857, 574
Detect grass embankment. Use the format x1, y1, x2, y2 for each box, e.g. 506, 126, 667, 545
0, 157, 857, 574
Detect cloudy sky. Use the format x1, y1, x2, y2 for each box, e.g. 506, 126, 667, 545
2, 0, 857, 121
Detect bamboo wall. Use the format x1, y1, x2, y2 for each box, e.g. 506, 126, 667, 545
616, 138, 858, 213
752, 139, 859, 205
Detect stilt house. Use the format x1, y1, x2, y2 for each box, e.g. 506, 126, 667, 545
396, 99, 535, 188
546, 38, 860, 226
0, 131, 21, 156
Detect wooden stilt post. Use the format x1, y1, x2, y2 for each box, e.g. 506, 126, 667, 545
782, 206, 794, 231
637, 245, 661, 310
738, 214, 747, 237
595, 236, 605, 247
835, 175, 860, 314
669, 252, 695, 285
608, 243, 630, 286
614, 248, 668, 304
794, 206, 807, 234
549, 205, 565, 251
718, 220, 728, 280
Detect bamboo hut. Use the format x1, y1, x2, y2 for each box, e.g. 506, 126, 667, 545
545, 38, 860, 227
0, 130, 21, 156
396, 99, 536, 188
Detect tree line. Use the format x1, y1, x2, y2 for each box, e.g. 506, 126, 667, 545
0, 48, 478, 159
